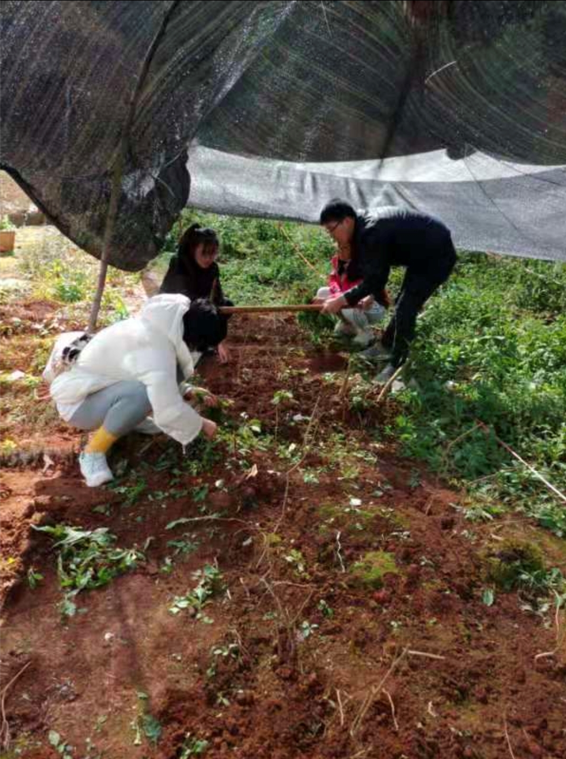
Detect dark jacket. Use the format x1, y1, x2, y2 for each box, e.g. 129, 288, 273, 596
343, 208, 456, 306
160, 255, 228, 306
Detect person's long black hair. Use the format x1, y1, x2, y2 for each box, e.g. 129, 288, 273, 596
176, 223, 221, 301
178, 223, 219, 261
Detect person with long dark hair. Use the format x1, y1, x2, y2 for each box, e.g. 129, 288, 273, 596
160, 223, 232, 363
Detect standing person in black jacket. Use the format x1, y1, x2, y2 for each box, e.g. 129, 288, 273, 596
160, 223, 232, 363
320, 200, 457, 382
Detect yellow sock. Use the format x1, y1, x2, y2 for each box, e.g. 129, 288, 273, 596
85, 427, 118, 454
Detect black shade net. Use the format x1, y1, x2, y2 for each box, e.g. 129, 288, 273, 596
1, 0, 565, 270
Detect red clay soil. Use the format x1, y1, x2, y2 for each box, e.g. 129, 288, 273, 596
1, 310, 565, 759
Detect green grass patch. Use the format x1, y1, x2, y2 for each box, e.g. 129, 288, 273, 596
382, 253, 566, 536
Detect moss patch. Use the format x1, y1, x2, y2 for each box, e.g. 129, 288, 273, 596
350, 551, 399, 589
483, 539, 545, 591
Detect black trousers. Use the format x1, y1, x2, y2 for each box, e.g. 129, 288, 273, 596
381, 244, 456, 367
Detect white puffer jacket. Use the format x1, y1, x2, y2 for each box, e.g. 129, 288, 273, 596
48, 294, 203, 445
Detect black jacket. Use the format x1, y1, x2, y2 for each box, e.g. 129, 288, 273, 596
160, 255, 228, 305
344, 208, 456, 306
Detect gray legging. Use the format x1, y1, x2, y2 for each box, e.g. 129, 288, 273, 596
70, 381, 152, 437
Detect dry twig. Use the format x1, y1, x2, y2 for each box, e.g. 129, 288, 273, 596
336, 689, 345, 727
407, 649, 446, 661
503, 714, 518, 759
0, 660, 33, 749
335, 530, 346, 573
534, 599, 565, 661
375, 365, 404, 406
351, 649, 407, 737
383, 689, 399, 731
477, 421, 566, 504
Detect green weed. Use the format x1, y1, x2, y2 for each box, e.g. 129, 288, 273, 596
178, 734, 209, 757
34, 525, 144, 617
169, 564, 226, 621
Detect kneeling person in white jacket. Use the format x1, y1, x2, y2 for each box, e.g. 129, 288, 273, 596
44, 294, 225, 487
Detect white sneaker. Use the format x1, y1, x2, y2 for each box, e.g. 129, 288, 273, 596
134, 418, 161, 435
360, 343, 392, 362
352, 330, 375, 348
376, 363, 397, 383
79, 452, 114, 487
334, 321, 356, 337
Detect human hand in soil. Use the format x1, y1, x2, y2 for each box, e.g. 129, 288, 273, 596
358, 295, 375, 311
217, 341, 230, 364
321, 294, 347, 315
185, 387, 219, 408
201, 418, 218, 439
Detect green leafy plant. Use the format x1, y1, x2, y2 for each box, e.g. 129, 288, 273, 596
284, 549, 309, 577
179, 733, 209, 757
34, 525, 144, 617
169, 564, 226, 621
166, 535, 200, 557
317, 599, 334, 618
27, 567, 44, 589
48, 730, 73, 758
0, 215, 16, 231
141, 715, 162, 745
111, 478, 147, 507
271, 390, 295, 406
298, 620, 319, 640
206, 641, 241, 679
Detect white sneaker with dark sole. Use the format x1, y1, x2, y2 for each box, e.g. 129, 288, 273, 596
79, 452, 114, 487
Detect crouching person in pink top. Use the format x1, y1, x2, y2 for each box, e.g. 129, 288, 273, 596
314, 243, 389, 347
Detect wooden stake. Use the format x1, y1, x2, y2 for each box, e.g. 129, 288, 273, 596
219, 304, 324, 315
88, 1, 181, 332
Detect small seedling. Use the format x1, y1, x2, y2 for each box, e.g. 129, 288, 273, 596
207, 642, 240, 678
179, 734, 209, 757
192, 484, 209, 503
170, 564, 225, 621
91, 504, 112, 516
111, 478, 147, 507
27, 567, 43, 589
284, 549, 308, 577
303, 470, 320, 484
48, 730, 73, 759
167, 535, 200, 557
409, 469, 421, 489
271, 390, 295, 406
297, 620, 319, 641
93, 715, 108, 733
317, 599, 334, 619
141, 715, 162, 745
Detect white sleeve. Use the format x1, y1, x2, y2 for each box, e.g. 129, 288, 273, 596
132, 347, 203, 446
